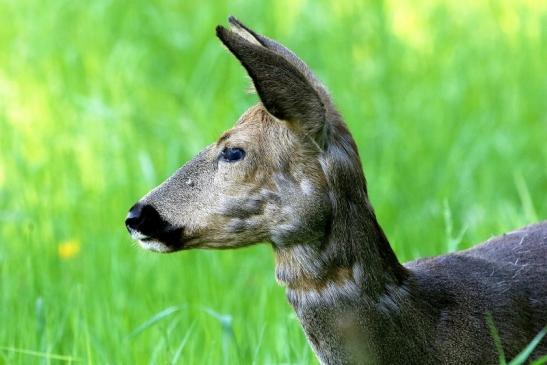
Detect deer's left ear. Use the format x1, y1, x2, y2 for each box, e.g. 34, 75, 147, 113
216, 23, 326, 138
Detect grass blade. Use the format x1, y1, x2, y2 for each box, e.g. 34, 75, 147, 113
486, 314, 506, 365
202, 307, 241, 363
530, 355, 547, 365
171, 320, 196, 365
0, 347, 80, 362
509, 328, 547, 365
128, 306, 180, 339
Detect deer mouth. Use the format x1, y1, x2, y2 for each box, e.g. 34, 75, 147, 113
128, 226, 187, 253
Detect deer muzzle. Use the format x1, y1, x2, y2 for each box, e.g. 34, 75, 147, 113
125, 202, 184, 252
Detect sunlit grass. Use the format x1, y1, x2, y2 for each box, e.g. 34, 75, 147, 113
0, 0, 546, 363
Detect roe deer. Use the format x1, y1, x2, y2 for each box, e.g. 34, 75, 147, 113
125, 17, 547, 364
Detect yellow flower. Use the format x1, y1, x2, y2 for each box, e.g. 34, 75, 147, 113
58, 239, 80, 260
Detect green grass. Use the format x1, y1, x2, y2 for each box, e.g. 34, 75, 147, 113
0, 0, 546, 363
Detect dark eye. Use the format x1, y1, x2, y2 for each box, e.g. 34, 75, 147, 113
220, 147, 246, 162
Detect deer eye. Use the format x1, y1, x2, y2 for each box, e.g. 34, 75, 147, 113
220, 147, 246, 162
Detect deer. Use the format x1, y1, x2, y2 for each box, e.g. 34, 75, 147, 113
125, 17, 547, 364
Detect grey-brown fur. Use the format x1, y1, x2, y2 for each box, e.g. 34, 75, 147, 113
126, 17, 547, 364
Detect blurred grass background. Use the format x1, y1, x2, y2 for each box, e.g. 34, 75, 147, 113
0, 0, 546, 363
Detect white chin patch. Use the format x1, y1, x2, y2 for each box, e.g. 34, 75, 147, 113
130, 230, 149, 241
128, 229, 171, 253
137, 239, 171, 253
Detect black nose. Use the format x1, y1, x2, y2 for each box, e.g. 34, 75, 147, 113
125, 203, 166, 237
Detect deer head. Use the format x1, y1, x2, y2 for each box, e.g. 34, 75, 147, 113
125, 17, 368, 260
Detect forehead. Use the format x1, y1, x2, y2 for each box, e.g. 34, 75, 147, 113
217, 104, 285, 145
236, 103, 272, 126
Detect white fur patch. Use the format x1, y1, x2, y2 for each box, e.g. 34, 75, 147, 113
287, 279, 361, 307
137, 239, 171, 253
128, 228, 171, 253
130, 229, 149, 241
300, 179, 315, 196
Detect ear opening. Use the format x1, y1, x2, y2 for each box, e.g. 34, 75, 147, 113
216, 21, 326, 140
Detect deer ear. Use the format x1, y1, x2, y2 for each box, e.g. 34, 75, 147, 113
216, 22, 326, 138
227, 17, 322, 90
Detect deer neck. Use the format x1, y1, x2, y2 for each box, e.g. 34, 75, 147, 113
274, 122, 408, 299
274, 197, 421, 364
273, 124, 432, 364
274, 196, 408, 303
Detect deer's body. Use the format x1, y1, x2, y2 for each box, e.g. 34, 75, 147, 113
126, 17, 547, 364
283, 221, 547, 364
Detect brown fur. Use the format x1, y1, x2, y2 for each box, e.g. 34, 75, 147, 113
126, 17, 547, 364
276, 247, 354, 291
